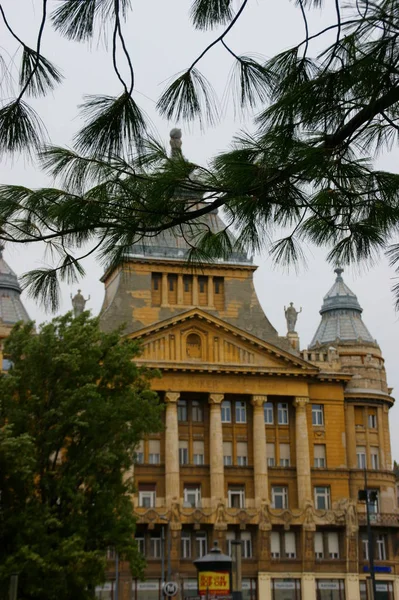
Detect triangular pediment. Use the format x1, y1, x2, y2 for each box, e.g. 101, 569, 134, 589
129, 309, 318, 375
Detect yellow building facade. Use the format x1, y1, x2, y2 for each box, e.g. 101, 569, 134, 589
97, 181, 398, 600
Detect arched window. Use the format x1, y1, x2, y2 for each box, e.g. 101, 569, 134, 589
186, 333, 202, 359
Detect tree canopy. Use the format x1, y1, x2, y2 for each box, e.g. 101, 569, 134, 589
0, 312, 162, 600
1, 0, 399, 308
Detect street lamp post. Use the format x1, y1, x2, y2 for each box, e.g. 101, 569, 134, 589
231, 541, 243, 600
358, 469, 378, 600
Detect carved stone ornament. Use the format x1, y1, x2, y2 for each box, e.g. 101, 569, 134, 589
165, 392, 180, 404
259, 500, 272, 531
293, 396, 310, 409
251, 395, 267, 408
215, 501, 227, 530
209, 393, 224, 405
303, 500, 316, 531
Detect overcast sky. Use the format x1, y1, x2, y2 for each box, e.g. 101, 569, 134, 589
1, 0, 399, 460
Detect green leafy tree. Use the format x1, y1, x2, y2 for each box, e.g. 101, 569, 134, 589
0, 312, 162, 600
1, 1, 399, 306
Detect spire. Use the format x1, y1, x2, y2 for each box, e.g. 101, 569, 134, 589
309, 268, 375, 348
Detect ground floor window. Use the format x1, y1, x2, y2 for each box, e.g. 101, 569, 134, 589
242, 578, 257, 600
316, 579, 345, 600
360, 581, 394, 600
133, 579, 161, 600
95, 583, 113, 599
272, 579, 301, 600
182, 579, 198, 598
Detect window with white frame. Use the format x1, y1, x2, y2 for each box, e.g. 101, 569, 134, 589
271, 531, 281, 558
368, 411, 377, 429
183, 485, 201, 508
312, 404, 324, 426
228, 486, 245, 508
135, 537, 145, 555
223, 441, 233, 466
221, 400, 231, 423
361, 535, 369, 560
376, 535, 387, 560
138, 484, 156, 508
178, 400, 188, 422
327, 532, 339, 558
181, 530, 191, 559
150, 535, 161, 558
314, 444, 326, 468
279, 443, 290, 467
314, 532, 324, 559
235, 400, 247, 423
106, 547, 117, 560
267, 443, 275, 467
264, 402, 274, 424
192, 400, 203, 422
278, 402, 289, 425
193, 440, 204, 465
370, 447, 379, 470
179, 440, 189, 465
272, 486, 288, 509
368, 489, 379, 514
134, 440, 144, 464
148, 439, 160, 464
284, 532, 296, 558
226, 530, 235, 556
195, 531, 207, 557
314, 486, 331, 510
357, 446, 367, 469
237, 442, 248, 466
241, 531, 252, 558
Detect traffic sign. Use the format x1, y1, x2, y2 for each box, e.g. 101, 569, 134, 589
163, 582, 179, 597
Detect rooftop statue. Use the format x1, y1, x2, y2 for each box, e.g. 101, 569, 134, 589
284, 302, 302, 333
71, 289, 90, 317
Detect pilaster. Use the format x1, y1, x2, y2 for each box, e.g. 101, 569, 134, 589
162, 273, 168, 306
301, 574, 316, 600
251, 395, 269, 504
344, 402, 357, 469
209, 393, 225, 507
346, 574, 361, 600
165, 392, 180, 505
258, 573, 271, 600
293, 396, 312, 508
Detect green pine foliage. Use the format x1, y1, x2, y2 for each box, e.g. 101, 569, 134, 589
0, 312, 162, 600
2, 1, 399, 305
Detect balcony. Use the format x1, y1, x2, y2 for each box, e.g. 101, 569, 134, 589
357, 513, 399, 527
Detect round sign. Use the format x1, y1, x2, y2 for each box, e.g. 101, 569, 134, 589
163, 582, 179, 597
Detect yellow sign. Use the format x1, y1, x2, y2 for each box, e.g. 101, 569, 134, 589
198, 572, 230, 595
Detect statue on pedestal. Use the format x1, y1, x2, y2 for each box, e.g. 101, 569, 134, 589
284, 302, 302, 333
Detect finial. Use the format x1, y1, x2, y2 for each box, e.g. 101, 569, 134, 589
334, 267, 344, 279
169, 128, 182, 158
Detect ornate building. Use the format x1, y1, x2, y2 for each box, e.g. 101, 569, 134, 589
97, 137, 398, 600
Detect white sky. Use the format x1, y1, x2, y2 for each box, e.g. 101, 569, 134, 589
1, 0, 399, 460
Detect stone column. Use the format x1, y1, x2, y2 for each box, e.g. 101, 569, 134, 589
251, 395, 269, 505
165, 392, 180, 505
293, 397, 312, 508
207, 276, 214, 307
162, 273, 168, 306
193, 276, 199, 305
377, 406, 386, 468
209, 393, 225, 506
177, 275, 184, 305
345, 402, 357, 468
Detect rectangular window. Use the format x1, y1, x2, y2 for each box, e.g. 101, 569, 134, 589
181, 531, 191, 559
355, 406, 364, 427
134, 440, 144, 464
221, 400, 231, 423
376, 535, 387, 560
192, 400, 203, 422
314, 532, 324, 559
314, 444, 326, 468
195, 532, 207, 558
168, 275, 176, 291
264, 402, 274, 424
314, 486, 331, 510
193, 441, 204, 465
284, 532, 296, 558
228, 486, 245, 508
198, 276, 207, 295
151, 273, 162, 306
226, 531, 235, 557
267, 443, 275, 467
148, 439, 160, 464
150, 535, 161, 558
184, 485, 201, 508
271, 531, 281, 558
136, 537, 145, 555
312, 404, 324, 426
357, 446, 367, 469
278, 402, 289, 425
179, 440, 189, 465
361, 535, 369, 561
213, 277, 225, 309
327, 532, 339, 559
178, 399, 187, 422
237, 442, 248, 467
235, 400, 247, 423
368, 409, 377, 429
371, 447, 379, 470
183, 275, 192, 293
272, 486, 288, 509
368, 490, 379, 514
223, 441, 233, 466
279, 443, 290, 467
241, 531, 252, 558
214, 277, 223, 294
138, 484, 156, 508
